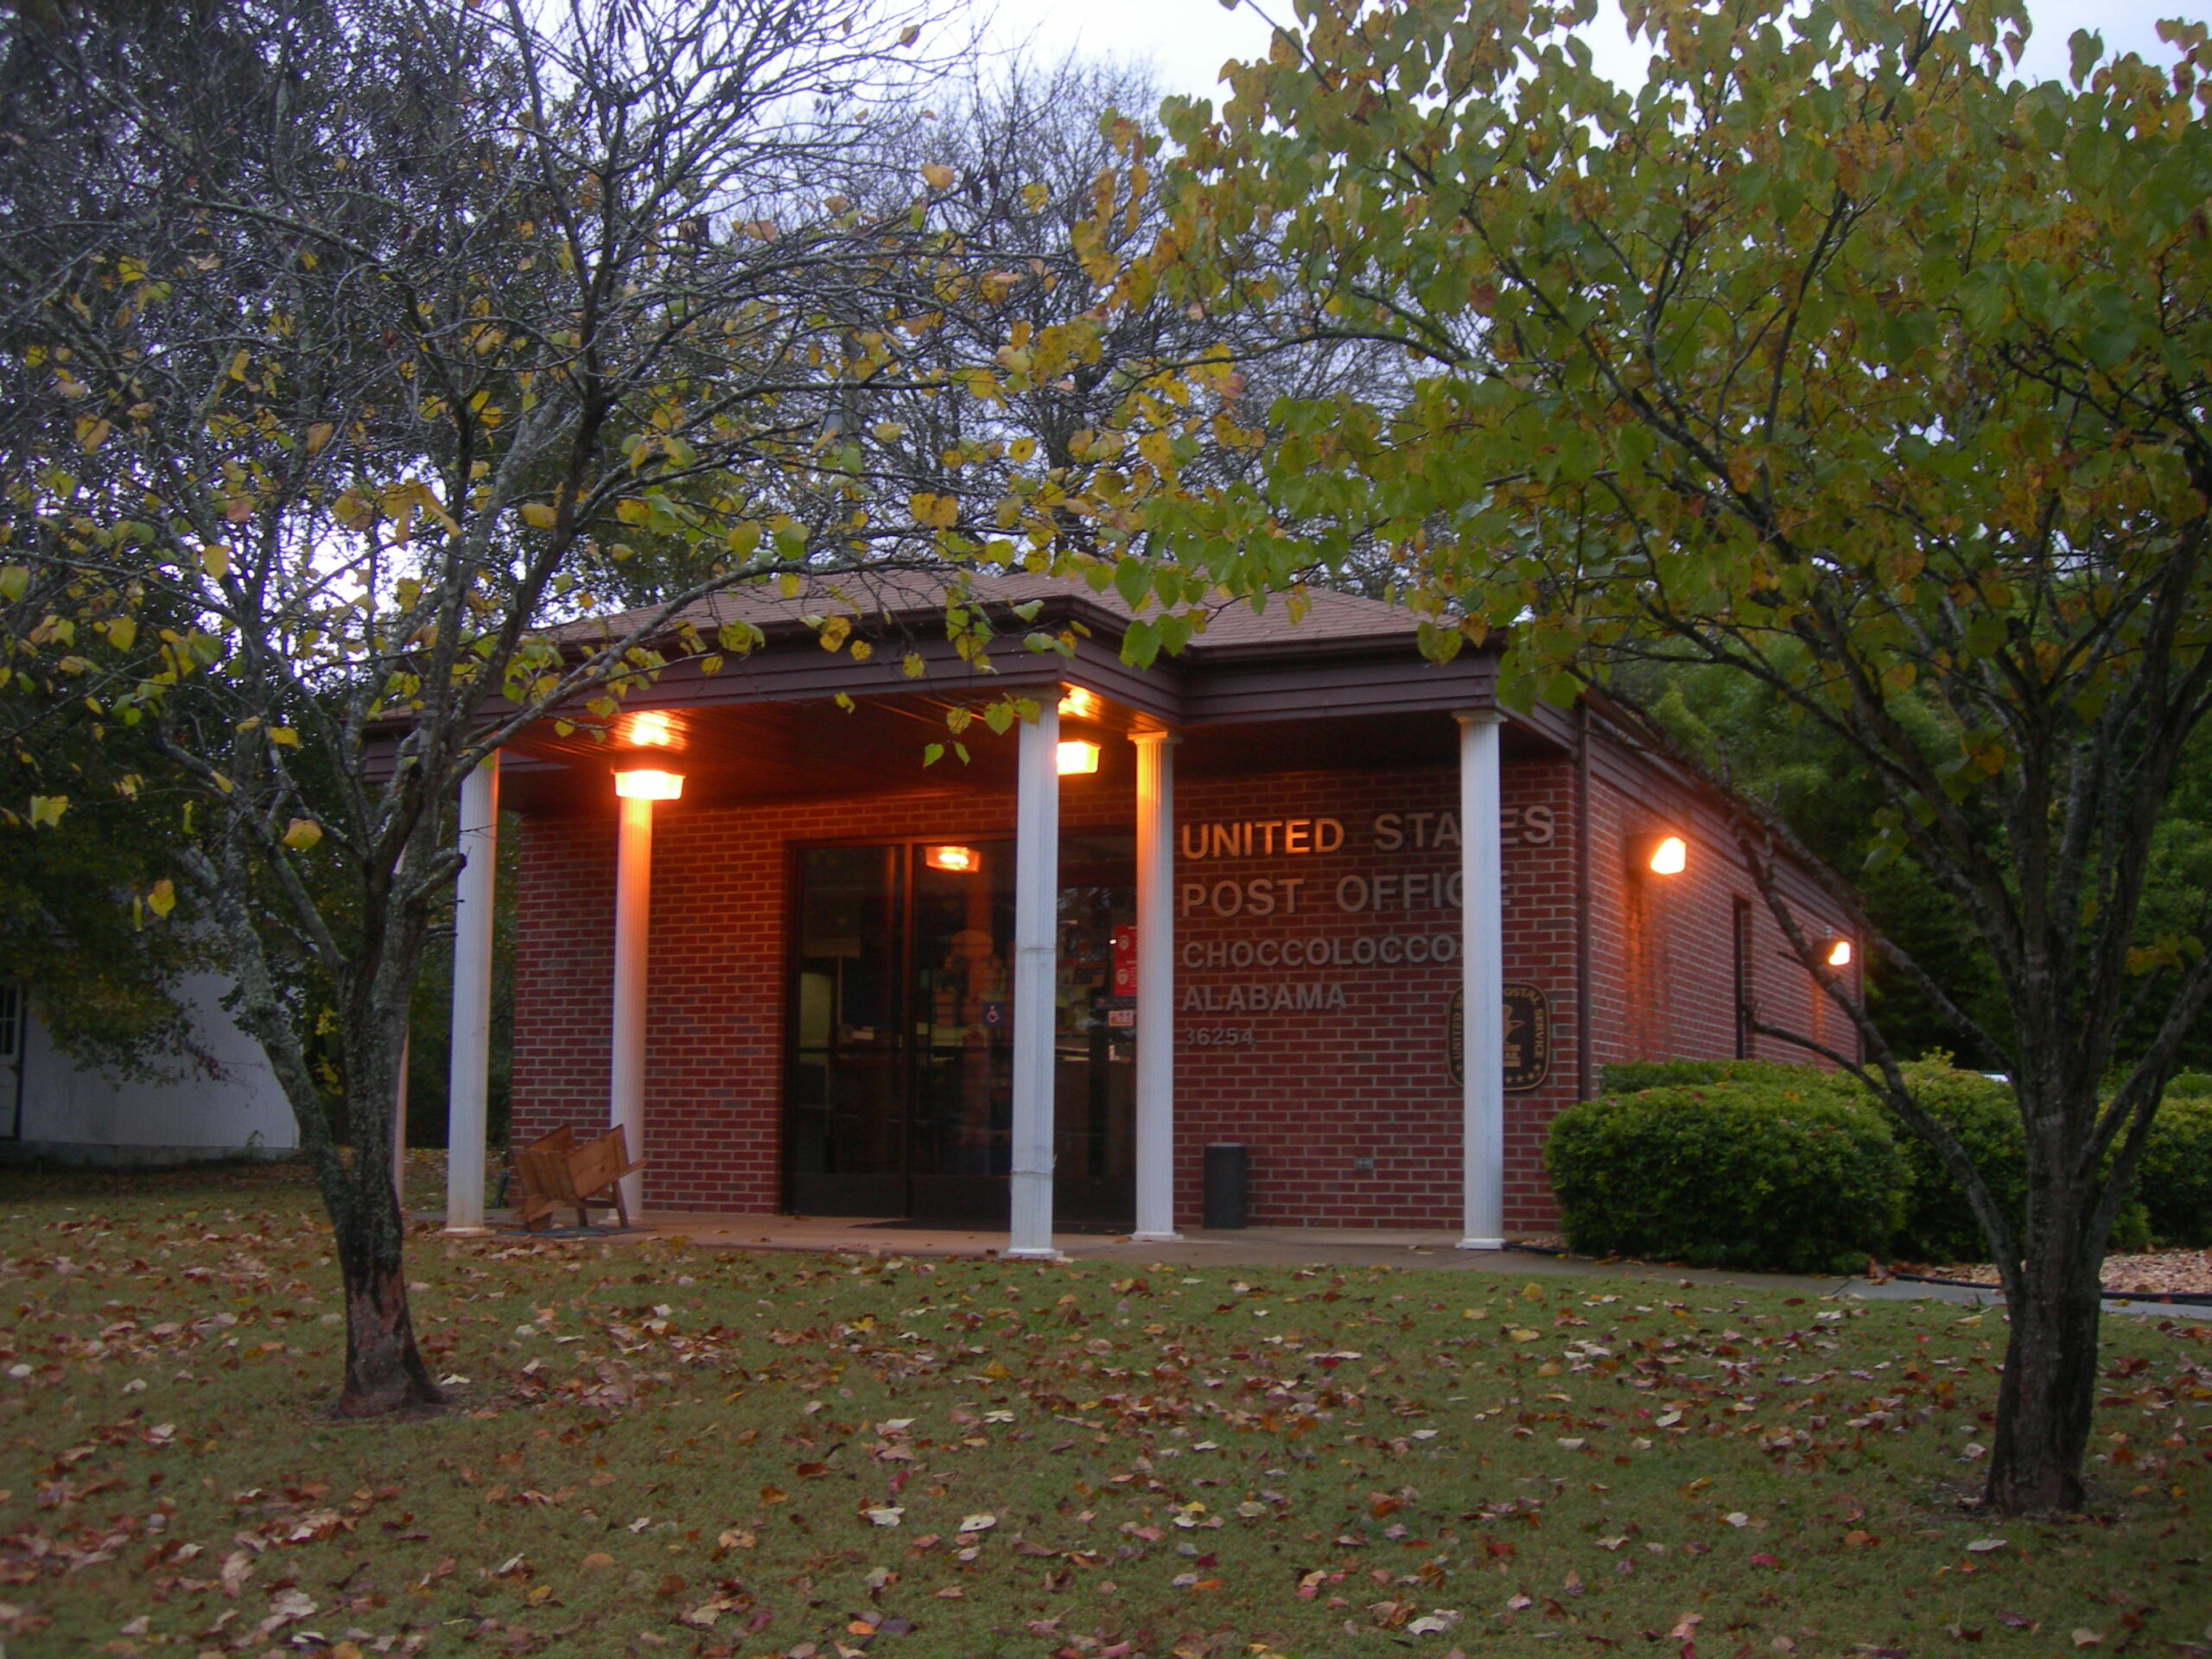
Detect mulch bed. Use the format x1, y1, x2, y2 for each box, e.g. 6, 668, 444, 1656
1918, 1248, 2212, 1300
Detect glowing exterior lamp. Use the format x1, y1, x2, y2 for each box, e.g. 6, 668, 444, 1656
1058, 686, 1102, 720
626, 710, 677, 747
1630, 831, 1688, 877
1825, 937, 1854, 969
925, 844, 980, 874
1057, 739, 1101, 776
613, 768, 684, 801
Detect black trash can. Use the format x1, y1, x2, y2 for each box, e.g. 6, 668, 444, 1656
1203, 1143, 1249, 1230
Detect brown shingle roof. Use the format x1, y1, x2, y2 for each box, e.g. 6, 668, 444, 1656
560, 569, 1420, 657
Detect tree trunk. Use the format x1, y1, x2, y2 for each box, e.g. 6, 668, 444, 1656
333, 1171, 443, 1418
1984, 1226, 2103, 1513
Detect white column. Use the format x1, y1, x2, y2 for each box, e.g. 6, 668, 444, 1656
444, 753, 499, 1234
609, 792, 654, 1219
1130, 730, 1179, 1243
1456, 709, 1507, 1250
1007, 700, 1061, 1259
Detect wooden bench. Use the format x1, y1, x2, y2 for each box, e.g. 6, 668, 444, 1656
511, 1125, 645, 1231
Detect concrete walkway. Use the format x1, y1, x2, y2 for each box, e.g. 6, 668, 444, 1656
443, 1209, 2130, 1312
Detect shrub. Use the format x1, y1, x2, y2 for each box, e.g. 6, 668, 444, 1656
1852, 1056, 2149, 1262
1545, 1079, 1905, 1275
1886, 1059, 2027, 1265
2141, 1096, 2212, 1248
1599, 1058, 1864, 1101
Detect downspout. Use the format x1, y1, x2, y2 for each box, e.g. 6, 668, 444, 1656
1575, 700, 1593, 1103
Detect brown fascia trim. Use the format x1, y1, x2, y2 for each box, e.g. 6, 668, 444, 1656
366, 588, 1510, 772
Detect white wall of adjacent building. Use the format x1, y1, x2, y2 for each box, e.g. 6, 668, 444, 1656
2, 976, 296, 1163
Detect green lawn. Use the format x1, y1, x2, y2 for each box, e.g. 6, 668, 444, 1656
1, 1162, 2207, 1659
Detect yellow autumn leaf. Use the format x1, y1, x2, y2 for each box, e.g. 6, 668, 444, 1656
281, 818, 323, 850
146, 879, 177, 918
519, 502, 559, 530
202, 545, 231, 579
105, 616, 137, 652
27, 795, 68, 829
921, 162, 956, 190
305, 422, 334, 455
908, 492, 958, 530
269, 727, 302, 747
75, 416, 111, 452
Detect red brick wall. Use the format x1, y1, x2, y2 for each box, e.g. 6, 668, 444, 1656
508, 744, 1852, 1232
1165, 764, 1580, 1232
1582, 744, 1861, 1082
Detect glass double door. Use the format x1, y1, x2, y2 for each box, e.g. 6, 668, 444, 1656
786, 836, 1135, 1226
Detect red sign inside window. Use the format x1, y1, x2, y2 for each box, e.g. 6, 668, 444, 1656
1111, 926, 1137, 996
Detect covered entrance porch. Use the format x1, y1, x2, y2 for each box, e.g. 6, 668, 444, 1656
435, 573, 1554, 1255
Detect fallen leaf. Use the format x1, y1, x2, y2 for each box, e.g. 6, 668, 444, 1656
2072, 1632, 2102, 1649
581, 1552, 614, 1569
265, 1589, 316, 1625
957, 1513, 996, 1534
1669, 1613, 1703, 1640
1965, 1538, 2009, 1553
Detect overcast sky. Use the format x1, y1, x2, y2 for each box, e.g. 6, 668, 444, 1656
976, 0, 2197, 108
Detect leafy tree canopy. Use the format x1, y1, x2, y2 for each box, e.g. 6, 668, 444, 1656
1067, 0, 2212, 1514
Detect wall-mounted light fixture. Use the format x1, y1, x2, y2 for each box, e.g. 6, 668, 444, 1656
925, 844, 980, 874
1057, 740, 1101, 776
1058, 686, 1102, 721
625, 710, 677, 747
613, 769, 684, 801
1823, 936, 1853, 969
1630, 831, 1688, 877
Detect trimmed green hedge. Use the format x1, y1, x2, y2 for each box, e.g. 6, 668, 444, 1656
1599, 1058, 1865, 1101
1555, 1056, 2188, 1270
1885, 1060, 2026, 1265
2141, 1096, 2212, 1248
1545, 1080, 1906, 1275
